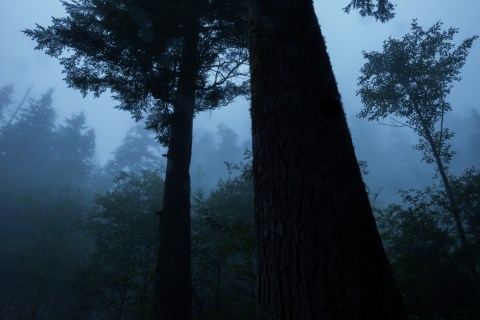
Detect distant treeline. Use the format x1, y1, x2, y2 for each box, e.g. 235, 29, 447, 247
0, 85, 479, 319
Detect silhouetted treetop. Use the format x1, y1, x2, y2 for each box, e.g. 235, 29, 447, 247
24, 0, 248, 144
358, 20, 478, 167
344, 0, 395, 22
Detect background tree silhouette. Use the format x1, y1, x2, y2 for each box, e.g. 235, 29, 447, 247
358, 20, 478, 276
24, 1, 248, 318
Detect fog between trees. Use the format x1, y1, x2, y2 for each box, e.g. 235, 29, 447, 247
0, 0, 479, 319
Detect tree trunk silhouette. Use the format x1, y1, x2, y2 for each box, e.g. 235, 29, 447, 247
411, 101, 477, 277
154, 17, 200, 320
248, 1, 407, 319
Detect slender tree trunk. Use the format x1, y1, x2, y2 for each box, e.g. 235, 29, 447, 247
154, 17, 200, 320
248, 1, 407, 319
424, 125, 467, 245
412, 103, 477, 277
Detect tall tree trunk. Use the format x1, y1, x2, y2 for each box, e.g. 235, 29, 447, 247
248, 1, 407, 319
154, 17, 200, 320
412, 102, 477, 277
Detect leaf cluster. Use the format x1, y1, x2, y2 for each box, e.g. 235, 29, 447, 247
74, 170, 163, 319
378, 169, 480, 319
358, 20, 477, 166
359, 20, 477, 123
192, 166, 255, 320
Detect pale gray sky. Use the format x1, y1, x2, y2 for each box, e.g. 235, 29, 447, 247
313, 1, 480, 203
1, 0, 478, 203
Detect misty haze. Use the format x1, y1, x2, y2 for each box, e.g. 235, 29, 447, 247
0, 0, 479, 319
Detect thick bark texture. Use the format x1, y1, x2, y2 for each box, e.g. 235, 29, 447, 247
154, 18, 200, 320
248, 1, 407, 319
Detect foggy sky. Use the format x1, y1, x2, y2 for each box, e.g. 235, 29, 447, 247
1, 0, 478, 204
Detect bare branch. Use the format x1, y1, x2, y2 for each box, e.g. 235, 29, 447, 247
378, 117, 418, 132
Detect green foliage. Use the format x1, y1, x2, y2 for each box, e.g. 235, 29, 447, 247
192, 159, 256, 319
24, 0, 248, 144
359, 20, 477, 168
358, 21, 477, 168
72, 164, 256, 320
358, 23, 478, 284
378, 169, 480, 319
192, 161, 255, 320
447, 168, 480, 255
72, 170, 163, 319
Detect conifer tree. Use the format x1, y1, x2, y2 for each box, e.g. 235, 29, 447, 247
25, 1, 247, 318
